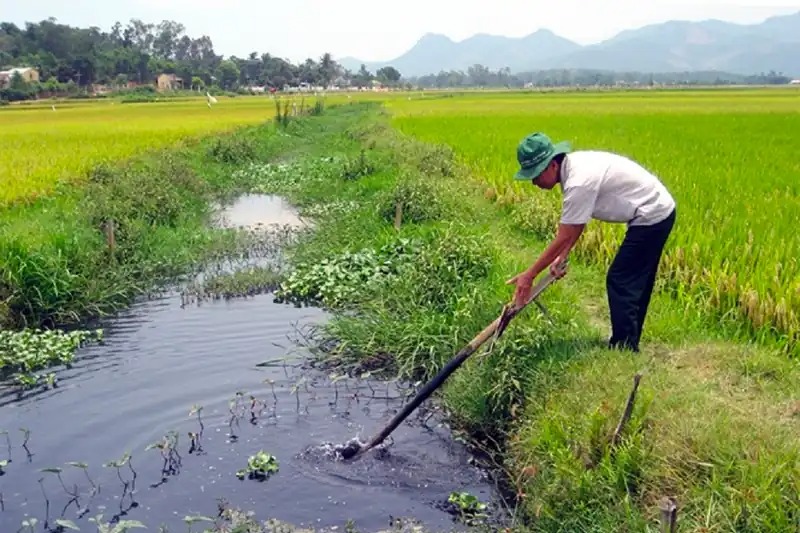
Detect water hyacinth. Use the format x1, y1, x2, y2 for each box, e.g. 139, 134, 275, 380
299, 199, 361, 220
0, 328, 103, 386
234, 156, 347, 195
274, 238, 422, 308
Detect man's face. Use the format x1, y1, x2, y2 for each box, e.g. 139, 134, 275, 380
532, 160, 559, 190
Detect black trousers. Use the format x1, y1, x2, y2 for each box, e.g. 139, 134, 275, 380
606, 208, 676, 352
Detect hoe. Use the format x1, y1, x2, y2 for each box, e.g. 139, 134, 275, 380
337, 260, 568, 460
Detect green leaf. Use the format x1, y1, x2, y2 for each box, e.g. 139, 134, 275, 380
183, 515, 214, 524
55, 519, 81, 530
110, 520, 147, 533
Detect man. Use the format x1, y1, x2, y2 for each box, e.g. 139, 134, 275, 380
506, 132, 676, 353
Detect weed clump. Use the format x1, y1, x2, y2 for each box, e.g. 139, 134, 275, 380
379, 171, 448, 225
183, 267, 283, 303
309, 98, 325, 116
400, 227, 493, 311
342, 149, 379, 181
401, 141, 456, 178
274, 238, 420, 308
83, 154, 209, 234
0, 232, 106, 328
207, 135, 257, 164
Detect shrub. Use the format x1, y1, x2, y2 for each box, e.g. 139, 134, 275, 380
379, 171, 448, 225
401, 141, 456, 178
341, 149, 379, 181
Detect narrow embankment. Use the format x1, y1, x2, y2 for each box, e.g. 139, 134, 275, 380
258, 102, 799, 532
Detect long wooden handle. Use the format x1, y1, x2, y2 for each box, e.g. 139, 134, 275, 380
358, 266, 564, 455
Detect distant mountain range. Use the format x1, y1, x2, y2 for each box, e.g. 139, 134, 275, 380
338, 12, 800, 77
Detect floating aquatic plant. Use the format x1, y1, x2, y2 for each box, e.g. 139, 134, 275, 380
235, 450, 279, 481
273, 238, 421, 309
446, 491, 489, 525
89, 513, 146, 533
1, 328, 103, 388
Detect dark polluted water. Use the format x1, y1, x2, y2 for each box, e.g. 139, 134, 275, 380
0, 196, 506, 532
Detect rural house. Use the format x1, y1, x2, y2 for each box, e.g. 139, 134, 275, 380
0, 67, 40, 88
156, 73, 183, 91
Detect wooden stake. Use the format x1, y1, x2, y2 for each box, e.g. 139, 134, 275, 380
104, 219, 116, 253
612, 372, 642, 447
393, 201, 402, 230
659, 497, 678, 533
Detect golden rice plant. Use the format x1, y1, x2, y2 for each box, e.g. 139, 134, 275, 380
388, 88, 800, 355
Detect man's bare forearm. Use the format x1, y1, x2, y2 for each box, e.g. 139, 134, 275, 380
524, 224, 584, 279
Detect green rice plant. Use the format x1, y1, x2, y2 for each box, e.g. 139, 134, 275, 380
389, 88, 800, 357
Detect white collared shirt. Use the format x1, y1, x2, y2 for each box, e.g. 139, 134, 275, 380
558, 150, 675, 227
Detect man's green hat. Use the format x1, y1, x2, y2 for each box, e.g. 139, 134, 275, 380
514, 132, 572, 181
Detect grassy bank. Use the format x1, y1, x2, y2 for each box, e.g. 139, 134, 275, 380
0, 100, 345, 385
257, 103, 798, 531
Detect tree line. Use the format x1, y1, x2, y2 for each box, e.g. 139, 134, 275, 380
0, 17, 404, 101
408, 64, 794, 88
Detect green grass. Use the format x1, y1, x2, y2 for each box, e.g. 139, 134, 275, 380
386, 88, 800, 359
255, 102, 799, 532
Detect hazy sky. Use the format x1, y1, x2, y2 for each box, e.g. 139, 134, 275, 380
3, 0, 799, 63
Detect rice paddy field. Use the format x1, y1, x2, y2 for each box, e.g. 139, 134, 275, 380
386, 87, 800, 357
0, 95, 284, 206
3, 87, 799, 352
2, 88, 799, 353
